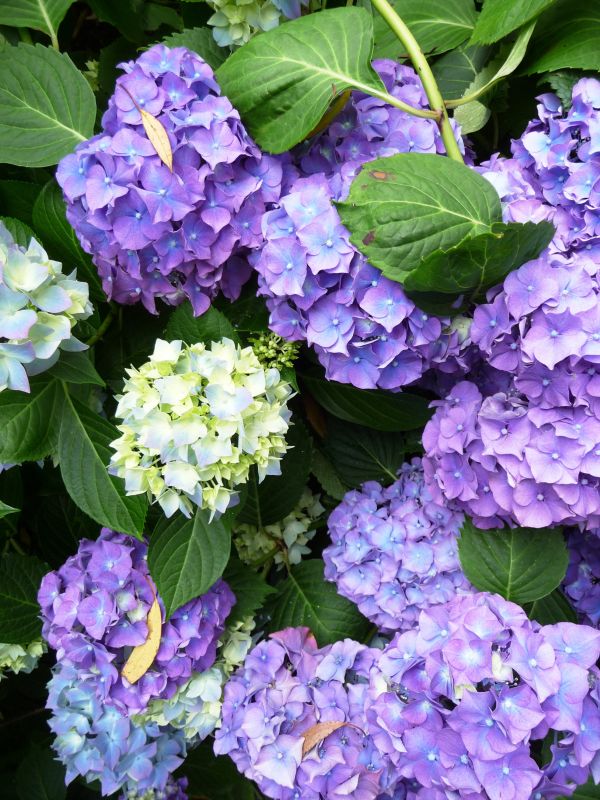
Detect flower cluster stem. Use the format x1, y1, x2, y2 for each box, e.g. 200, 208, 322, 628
369, 0, 464, 163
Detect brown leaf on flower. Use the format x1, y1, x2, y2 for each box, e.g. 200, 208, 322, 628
301, 721, 348, 758
121, 595, 162, 684
140, 109, 173, 171
308, 90, 352, 139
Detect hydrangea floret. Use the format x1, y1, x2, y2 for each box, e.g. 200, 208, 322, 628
38, 528, 235, 795
57, 44, 285, 315
109, 337, 293, 517
0, 221, 92, 392
368, 592, 600, 800
120, 776, 189, 800
563, 529, 600, 628
215, 627, 395, 799
206, 0, 307, 47
251, 61, 468, 392
234, 488, 324, 567
323, 459, 471, 632
423, 79, 600, 528
0, 639, 45, 679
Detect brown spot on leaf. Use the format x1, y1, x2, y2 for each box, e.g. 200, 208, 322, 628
369, 170, 389, 180
363, 230, 376, 246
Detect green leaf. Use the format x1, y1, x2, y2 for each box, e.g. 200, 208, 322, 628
458, 520, 569, 605
47, 351, 104, 386
0, 179, 41, 225
525, 0, 600, 73
58, 392, 147, 538
32, 180, 104, 301
0, 553, 48, 644
471, 0, 554, 44
0, 43, 96, 167
543, 70, 584, 109
223, 556, 276, 625
570, 779, 600, 799
0, 500, 19, 519
236, 420, 313, 527
301, 372, 431, 432
162, 26, 226, 71
324, 418, 405, 488
182, 741, 257, 800
0, 216, 35, 248
373, 0, 477, 60
87, 0, 180, 42
0, 375, 62, 463
16, 744, 66, 800
266, 559, 372, 645
0, 0, 75, 49
526, 589, 577, 625
452, 21, 537, 132
311, 448, 347, 501
432, 44, 493, 100
216, 7, 384, 153
403, 221, 555, 309
148, 507, 231, 618
337, 153, 502, 282
225, 288, 269, 333
165, 304, 237, 345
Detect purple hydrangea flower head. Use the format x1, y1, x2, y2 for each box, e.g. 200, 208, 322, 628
38, 527, 235, 714
57, 44, 286, 315
323, 458, 473, 632
215, 627, 396, 799
563, 529, 600, 627
251, 63, 470, 393
368, 592, 600, 800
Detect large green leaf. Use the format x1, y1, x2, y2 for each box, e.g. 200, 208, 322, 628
373, 0, 477, 60
148, 508, 231, 618
0, 216, 35, 248
48, 351, 104, 386
526, 589, 577, 625
432, 44, 493, 100
324, 418, 405, 488
301, 372, 431, 432
0, 0, 75, 48
162, 26, 226, 71
403, 221, 555, 311
525, 1, 600, 73
216, 8, 384, 153
182, 741, 257, 800
0, 375, 62, 463
570, 779, 600, 799
32, 180, 104, 301
0, 44, 96, 167
311, 448, 347, 501
266, 559, 372, 645
165, 304, 237, 345
16, 744, 66, 800
0, 554, 48, 644
458, 520, 569, 605
223, 556, 276, 625
235, 420, 312, 527
471, 0, 554, 44
337, 153, 502, 282
58, 393, 147, 538
0, 179, 41, 225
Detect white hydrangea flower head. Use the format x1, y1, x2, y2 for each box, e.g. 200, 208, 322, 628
0, 639, 45, 679
0, 222, 93, 392
234, 488, 324, 567
109, 338, 293, 518
207, 0, 282, 46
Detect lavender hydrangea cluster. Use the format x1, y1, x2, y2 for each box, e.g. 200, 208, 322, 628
215, 627, 394, 799
120, 776, 188, 800
563, 529, 600, 627
423, 79, 600, 528
251, 61, 468, 392
368, 592, 600, 800
38, 528, 235, 795
0, 221, 92, 392
323, 459, 471, 632
57, 44, 285, 315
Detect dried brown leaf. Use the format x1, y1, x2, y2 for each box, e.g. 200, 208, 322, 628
301, 721, 348, 758
140, 109, 173, 171
121, 596, 162, 684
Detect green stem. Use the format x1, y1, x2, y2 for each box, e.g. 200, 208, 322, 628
17, 28, 33, 44
369, 0, 464, 163
86, 304, 117, 346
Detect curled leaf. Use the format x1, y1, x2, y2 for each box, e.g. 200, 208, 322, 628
140, 109, 173, 172
301, 721, 349, 758
121, 595, 162, 684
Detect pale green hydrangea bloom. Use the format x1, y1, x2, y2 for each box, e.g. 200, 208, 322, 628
136, 618, 255, 743
109, 338, 293, 518
0, 639, 45, 679
249, 331, 300, 372
207, 0, 281, 47
234, 488, 324, 567
0, 222, 93, 392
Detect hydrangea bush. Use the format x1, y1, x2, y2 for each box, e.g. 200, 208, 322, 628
0, 2, 599, 799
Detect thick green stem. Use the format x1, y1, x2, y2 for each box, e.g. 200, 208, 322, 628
18, 28, 33, 44
369, 0, 464, 163
86, 304, 117, 346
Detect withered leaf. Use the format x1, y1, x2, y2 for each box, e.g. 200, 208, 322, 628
140, 109, 173, 171
121, 596, 162, 684
301, 721, 348, 758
